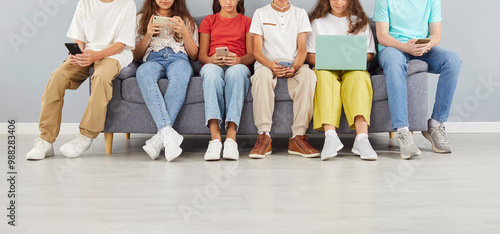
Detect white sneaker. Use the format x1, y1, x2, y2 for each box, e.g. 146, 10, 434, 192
205, 139, 222, 161
59, 134, 93, 158
352, 134, 378, 161
143, 132, 162, 160
223, 139, 239, 160
26, 138, 54, 160
161, 126, 183, 162
321, 132, 344, 161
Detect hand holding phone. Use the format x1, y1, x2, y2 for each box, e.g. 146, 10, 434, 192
278, 61, 292, 68
153, 16, 176, 29
415, 38, 430, 44
216, 47, 229, 57
65, 43, 82, 55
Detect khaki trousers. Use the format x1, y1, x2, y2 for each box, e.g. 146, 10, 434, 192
39, 58, 121, 143
250, 65, 317, 136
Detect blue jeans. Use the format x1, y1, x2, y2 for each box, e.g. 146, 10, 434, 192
200, 64, 250, 130
379, 46, 462, 129
136, 47, 193, 130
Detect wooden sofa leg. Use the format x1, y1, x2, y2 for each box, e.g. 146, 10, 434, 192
125, 133, 130, 139
104, 133, 113, 154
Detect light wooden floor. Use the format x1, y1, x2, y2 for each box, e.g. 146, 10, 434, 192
2, 133, 500, 234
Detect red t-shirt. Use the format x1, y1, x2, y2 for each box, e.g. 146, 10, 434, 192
199, 13, 252, 57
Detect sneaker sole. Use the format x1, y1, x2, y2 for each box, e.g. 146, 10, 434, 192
165, 147, 182, 162
222, 155, 238, 161
249, 151, 271, 159
204, 157, 221, 161
401, 150, 421, 160
351, 149, 378, 161
422, 132, 452, 153
320, 144, 343, 161
321, 153, 337, 161
143, 145, 160, 160
288, 150, 320, 158
26, 153, 54, 160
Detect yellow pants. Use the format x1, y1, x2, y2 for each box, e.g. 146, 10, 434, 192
313, 69, 373, 131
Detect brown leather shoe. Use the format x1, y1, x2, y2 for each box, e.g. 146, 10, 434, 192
288, 135, 320, 158
249, 133, 272, 159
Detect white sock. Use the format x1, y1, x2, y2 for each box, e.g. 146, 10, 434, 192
356, 133, 368, 141
259, 132, 270, 137
325, 130, 337, 137
210, 139, 220, 143
397, 127, 409, 134
429, 119, 441, 128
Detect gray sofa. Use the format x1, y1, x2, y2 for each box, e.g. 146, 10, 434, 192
93, 17, 429, 154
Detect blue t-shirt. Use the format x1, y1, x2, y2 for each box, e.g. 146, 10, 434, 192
373, 0, 442, 51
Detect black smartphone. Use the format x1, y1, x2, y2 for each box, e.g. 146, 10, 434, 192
65, 43, 83, 55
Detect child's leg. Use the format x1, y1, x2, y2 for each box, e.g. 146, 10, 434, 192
40, 60, 91, 143
200, 63, 226, 141
79, 58, 120, 138
340, 70, 373, 135
250, 66, 277, 133
164, 56, 193, 125
288, 65, 317, 136
224, 64, 251, 141
313, 69, 342, 131
136, 60, 171, 130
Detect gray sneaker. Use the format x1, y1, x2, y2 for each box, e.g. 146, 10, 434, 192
422, 124, 451, 153
352, 135, 378, 161
397, 129, 421, 159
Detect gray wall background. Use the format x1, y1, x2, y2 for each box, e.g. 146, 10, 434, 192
1, 0, 499, 124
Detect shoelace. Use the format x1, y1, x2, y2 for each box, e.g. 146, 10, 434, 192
295, 136, 313, 152
33, 138, 45, 148
206, 141, 220, 155
224, 141, 238, 154
72, 135, 90, 148
435, 125, 448, 143
398, 132, 414, 147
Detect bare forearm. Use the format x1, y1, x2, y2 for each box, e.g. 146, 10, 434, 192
182, 31, 198, 61
306, 53, 316, 67
75, 40, 85, 51
377, 33, 406, 51
428, 33, 442, 48
254, 50, 273, 69
239, 53, 255, 66
133, 36, 151, 61
96, 42, 125, 60
293, 49, 307, 70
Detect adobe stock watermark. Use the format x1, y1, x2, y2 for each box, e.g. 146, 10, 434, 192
384, 152, 428, 192
178, 162, 240, 224
447, 74, 500, 127
7, 0, 72, 54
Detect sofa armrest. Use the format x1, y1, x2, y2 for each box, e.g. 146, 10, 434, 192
116, 61, 140, 80
372, 59, 428, 76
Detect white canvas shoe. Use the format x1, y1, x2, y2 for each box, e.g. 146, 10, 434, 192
205, 139, 222, 161
161, 127, 183, 162
59, 134, 93, 158
143, 132, 162, 160
26, 138, 54, 160
222, 139, 239, 160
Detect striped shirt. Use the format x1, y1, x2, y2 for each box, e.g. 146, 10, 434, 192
136, 14, 199, 62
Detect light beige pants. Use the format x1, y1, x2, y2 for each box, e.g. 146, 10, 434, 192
250, 65, 317, 136
39, 58, 121, 143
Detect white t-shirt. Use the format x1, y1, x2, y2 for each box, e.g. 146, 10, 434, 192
66, 0, 136, 69
135, 14, 199, 62
307, 13, 376, 55
249, 4, 312, 70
